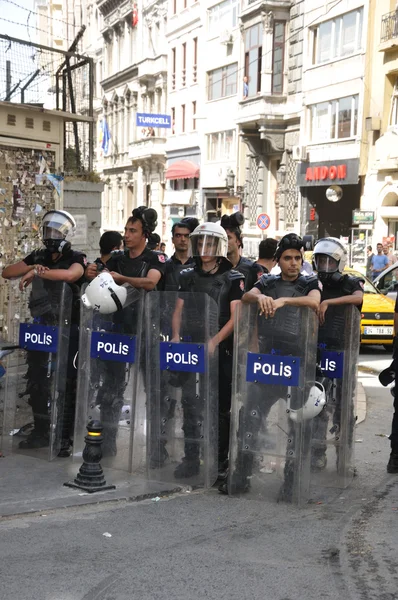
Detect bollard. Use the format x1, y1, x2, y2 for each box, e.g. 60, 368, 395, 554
64, 420, 116, 493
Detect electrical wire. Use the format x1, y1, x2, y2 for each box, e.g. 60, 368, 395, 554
4, 0, 78, 29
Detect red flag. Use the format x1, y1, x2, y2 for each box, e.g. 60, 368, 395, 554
132, 4, 138, 27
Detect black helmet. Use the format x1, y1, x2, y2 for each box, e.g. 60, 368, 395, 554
131, 206, 158, 238
179, 217, 200, 233
275, 233, 304, 260
220, 212, 245, 247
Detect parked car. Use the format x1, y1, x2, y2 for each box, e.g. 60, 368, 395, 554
373, 261, 398, 301
345, 268, 395, 350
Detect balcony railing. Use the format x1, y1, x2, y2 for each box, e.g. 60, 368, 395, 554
381, 10, 398, 43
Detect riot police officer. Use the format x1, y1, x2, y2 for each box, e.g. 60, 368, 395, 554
221, 212, 263, 290
172, 222, 244, 478
85, 207, 165, 456
2, 210, 86, 455
312, 238, 363, 471
93, 230, 123, 272
163, 217, 199, 291
220, 233, 322, 496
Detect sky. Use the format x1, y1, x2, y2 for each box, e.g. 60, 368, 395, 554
1, 0, 37, 42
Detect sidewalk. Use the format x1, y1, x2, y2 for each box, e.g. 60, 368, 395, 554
0, 453, 185, 519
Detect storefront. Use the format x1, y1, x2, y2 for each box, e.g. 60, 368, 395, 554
298, 158, 361, 239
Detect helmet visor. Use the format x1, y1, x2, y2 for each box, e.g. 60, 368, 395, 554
314, 254, 339, 273
42, 226, 64, 240
190, 234, 227, 257
41, 212, 75, 237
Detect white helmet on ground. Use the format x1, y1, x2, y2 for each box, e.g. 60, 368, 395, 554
190, 222, 228, 258
82, 272, 129, 314
287, 382, 326, 423
313, 237, 347, 275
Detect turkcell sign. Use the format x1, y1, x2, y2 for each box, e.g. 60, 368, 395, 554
19, 323, 58, 353
136, 113, 171, 128
91, 331, 136, 363
160, 342, 205, 373
246, 353, 300, 386
319, 350, 344, 379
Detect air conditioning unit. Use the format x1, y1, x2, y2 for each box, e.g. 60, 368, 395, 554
292, 145, 308, 161
220, 30, 233, 45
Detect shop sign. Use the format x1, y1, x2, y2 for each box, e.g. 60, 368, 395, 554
352, 210, 375, 226
297, 159, 359, 187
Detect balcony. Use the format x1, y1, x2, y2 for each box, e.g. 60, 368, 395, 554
380, 10, 398, 52
137, 55, 167, 80
128, 136, 166, 162
237, 92, 288, 127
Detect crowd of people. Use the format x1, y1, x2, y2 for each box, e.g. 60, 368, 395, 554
2, 207, 398, 495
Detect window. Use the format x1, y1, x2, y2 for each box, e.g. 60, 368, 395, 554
208, 0, 238, 38
172, 48, 176, 90
171, 107, 175, 134
182, 43, 186, 87
173, 0, 177, 14
206, 129, 236, 161
193, 38, 198, 83
390, 80, 398, 126
312, 8, 363, 65
244, 24, 262, 96
310, 96, 359, 142
184, 0, 187, 8
272, 22, 285, 94
192, 101, 197, 130
208, 63, 237, 100
181, 104, 186, 133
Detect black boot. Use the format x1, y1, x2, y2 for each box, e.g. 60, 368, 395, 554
387, 451, 398, 473
174, 457, 200, 478
18, 430, 49, 449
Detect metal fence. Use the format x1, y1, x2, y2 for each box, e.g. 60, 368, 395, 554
0, 33, 94, 171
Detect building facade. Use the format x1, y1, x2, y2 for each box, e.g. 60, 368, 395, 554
362, 0, 398, 254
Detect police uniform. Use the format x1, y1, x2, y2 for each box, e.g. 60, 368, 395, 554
178, 260, 244, 470
312, 274, 363, 467
234, 256, 264, 292
227, 272, 321, 493
21, 248, 86, 446
163, 254, 195, 292
96, 247, 166, 456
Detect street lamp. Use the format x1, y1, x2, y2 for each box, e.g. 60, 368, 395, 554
225, 168, 235, 195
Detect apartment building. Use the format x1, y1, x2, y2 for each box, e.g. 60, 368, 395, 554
163, 0, 202, 238
97, 0, 168, 235
362, 0, 398, 249
297, 0, 368, 248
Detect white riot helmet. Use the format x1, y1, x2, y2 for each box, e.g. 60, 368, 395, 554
190, 222, 228, 258
41, 210, 76, 254
313, 237, 347, 282
287, 382, 326, 423
82, 272, 128, 314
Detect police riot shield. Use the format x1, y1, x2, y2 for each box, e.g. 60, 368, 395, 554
74, 287, 145, 472
144, 291, 219, 488
310, 305, 360, 491
228, 304, 318, 505
1, 280, 72, 460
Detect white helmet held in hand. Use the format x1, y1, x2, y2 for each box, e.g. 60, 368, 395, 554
82, 272, 128, 314
287, 382, 326, 423
190, 222, 228, 258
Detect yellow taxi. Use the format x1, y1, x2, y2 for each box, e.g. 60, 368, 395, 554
345, 269, 395, 349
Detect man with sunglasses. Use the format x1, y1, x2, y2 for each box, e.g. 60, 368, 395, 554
163, 217, 199, 291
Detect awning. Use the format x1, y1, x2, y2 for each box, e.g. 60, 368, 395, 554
165, 160, 200, 180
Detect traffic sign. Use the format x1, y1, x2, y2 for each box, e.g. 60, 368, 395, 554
257, 213, 271, 230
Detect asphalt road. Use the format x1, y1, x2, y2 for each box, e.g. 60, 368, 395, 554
0, 349, 397, 600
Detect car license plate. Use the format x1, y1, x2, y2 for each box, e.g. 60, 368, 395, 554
364, 326, 393, 336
